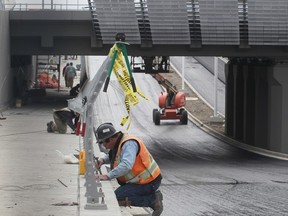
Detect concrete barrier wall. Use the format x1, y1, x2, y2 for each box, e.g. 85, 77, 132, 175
194, 56, 226, 83
0, 11, 12, 110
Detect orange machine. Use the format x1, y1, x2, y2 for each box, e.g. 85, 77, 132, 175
152, 73, 188, 125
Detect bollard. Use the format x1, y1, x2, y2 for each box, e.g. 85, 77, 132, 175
76, 122, 81, 136
79, 150, 86, 175
81, 122, 86, 137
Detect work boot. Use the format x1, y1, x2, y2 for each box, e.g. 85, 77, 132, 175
118, 197, 131, 207
47, 122, 51, 132
47, 121, 54, 133
152, 190, 163, 216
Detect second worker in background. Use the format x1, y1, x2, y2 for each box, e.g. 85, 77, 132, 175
47, 107, 79, 134
65, 62, 77, 88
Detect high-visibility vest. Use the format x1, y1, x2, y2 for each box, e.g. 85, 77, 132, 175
114, 134, 161, 184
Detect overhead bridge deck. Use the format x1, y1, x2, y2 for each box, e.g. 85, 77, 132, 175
8, 0, 288, 57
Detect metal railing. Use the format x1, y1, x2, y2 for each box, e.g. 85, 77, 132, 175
3, 2, 89, 11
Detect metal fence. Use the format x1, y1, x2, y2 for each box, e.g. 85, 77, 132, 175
3, 1, 89, 11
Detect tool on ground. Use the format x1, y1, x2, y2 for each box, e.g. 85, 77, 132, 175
52, 201, 78, 206
0, 112, 6, 120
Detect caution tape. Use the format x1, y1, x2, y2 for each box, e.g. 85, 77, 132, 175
108, 44, 149, 129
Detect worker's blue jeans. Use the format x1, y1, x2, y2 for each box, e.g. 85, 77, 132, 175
115, 178, 161, 208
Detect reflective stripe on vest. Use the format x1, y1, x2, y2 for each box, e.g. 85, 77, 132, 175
114, 134, 161, 184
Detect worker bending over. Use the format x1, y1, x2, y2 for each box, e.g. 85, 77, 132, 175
47, 108, 79, 134
94, 122, 163, 216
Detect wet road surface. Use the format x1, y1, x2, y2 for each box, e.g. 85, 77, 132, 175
95, 69, 288, 216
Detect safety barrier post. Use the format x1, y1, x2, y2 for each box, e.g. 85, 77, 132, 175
83, 102, 107, 209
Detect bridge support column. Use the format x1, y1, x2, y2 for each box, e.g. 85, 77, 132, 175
225, 58, 288, 154
225, 62, 245, 141
268, 63, 288, 153
254, 67, 269, 149
243, 66, 255, 145
225, 63, 234, 137
233, 65, 244, 141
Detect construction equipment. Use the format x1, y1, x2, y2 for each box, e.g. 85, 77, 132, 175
152, 73, 188, 125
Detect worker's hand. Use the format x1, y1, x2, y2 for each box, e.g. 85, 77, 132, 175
96, 174, 109, 181
95, 159, 104, 169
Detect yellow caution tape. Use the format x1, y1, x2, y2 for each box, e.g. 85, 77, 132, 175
108, 44, 149, 129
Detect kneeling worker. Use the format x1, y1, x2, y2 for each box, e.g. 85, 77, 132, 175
47, 108, 79, 134
95, 122, 163, 216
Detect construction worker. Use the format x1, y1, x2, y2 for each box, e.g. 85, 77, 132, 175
47, 108, 79, 134
159, 56, 168, 71
166, 88, 176, 107
62, 63, 69, 87
94, 122, 163, 216
65, 62, 77, 88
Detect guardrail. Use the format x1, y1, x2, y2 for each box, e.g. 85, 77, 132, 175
3, 3, 89, 11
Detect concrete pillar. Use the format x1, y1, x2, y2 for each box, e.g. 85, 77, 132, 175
221, 58, 288, 154
225, 59, 271, 150
243, 66, 255, 145
233, 66, 244, 141
0, 11, 12, 110
268, 64, 288, 153
225, 63, 234, 137
225, 61, 245, 140
254, 67, 269, 149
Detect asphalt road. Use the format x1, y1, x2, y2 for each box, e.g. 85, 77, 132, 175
92, 57, 288, 216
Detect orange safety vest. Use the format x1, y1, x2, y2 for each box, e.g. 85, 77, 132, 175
114, 134, 161, 184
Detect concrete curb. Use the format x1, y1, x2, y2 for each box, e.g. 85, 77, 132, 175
187, 112, 288, 161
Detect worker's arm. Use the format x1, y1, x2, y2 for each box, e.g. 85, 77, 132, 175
97, 140, 138, 180
95, 153, 109, 168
